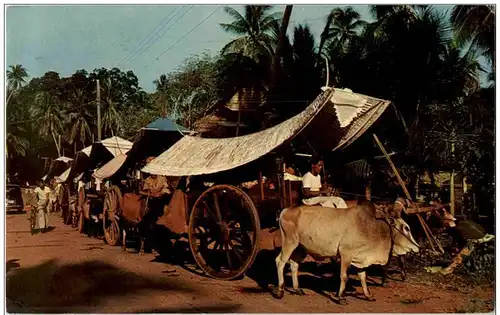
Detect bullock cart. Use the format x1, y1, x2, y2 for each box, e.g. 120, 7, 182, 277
99, 119, 189, 247
70, 137, 133, 233
139, 87, 393, 280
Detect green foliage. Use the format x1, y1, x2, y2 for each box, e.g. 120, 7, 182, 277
153, 52, 220, 128
6, 67, 152, 164
5, 5, 494, 219
220, 5, 281, 68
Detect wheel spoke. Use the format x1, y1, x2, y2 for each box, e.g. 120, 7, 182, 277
229, 241, 244, 263
212, 192, 223, 222
202, 200, 219, 223
188, 185, 260, 280
226, 249, 233, 269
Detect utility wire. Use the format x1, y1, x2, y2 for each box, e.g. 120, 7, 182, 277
115, 7, 179, 68
129, 5, 194, 66
145, 6, 221, 68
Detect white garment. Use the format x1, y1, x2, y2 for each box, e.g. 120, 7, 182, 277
78, 180, 84, 191
36, 199, 49, 229
302, 172, 322, 192
302, 196, 348, 209
34, 186, 51, 201
95, 178, 102, 191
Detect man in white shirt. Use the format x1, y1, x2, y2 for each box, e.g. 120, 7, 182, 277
302, 157, 348, 209
34, 181, 51, 232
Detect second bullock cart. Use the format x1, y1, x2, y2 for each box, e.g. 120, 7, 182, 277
106, 87, 393, 280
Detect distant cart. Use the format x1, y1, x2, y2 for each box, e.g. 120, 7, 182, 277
98, 118, 189, 246
132, 87, 393, 280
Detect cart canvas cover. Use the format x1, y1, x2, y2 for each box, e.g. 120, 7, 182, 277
142, 88, 391, 177
92, 154, 128, 181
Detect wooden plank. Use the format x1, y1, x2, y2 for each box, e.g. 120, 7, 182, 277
372, 134, 412, 210
406, 205, 442, 214
373, 134, 444, 254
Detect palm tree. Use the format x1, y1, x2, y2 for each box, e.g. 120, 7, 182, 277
100, 77, 123, 137
6, 100, 29, 158
153, 74, 169, 117
153, 74, 168, 92
318, 7, 367, 57
33, 91, 64, 156
64, 88, 95, 152
7, 64, 28, 90
290, 24, 322, 100
437, 41, 484, 100
220, 5, 282, 66
451, 5, 495, 64
6, 64, 28, 106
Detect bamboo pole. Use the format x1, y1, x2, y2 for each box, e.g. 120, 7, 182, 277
258, 171, 264, 202
373, 134, 444, 254
450, 141, 455, 215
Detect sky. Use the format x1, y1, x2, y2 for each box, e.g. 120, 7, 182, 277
6, 4, 478, 93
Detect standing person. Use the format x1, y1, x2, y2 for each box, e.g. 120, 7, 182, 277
49, 179, 59, 214
34, 181, 51, 233
302, 156, 348, 208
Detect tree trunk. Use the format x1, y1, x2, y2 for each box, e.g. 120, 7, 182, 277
270, 5, 293, 90
6, 90, 15, 107
51, 130, 61, 157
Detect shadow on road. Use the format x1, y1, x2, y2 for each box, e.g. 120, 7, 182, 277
243, 249, 376, 300
6, 259, 197, 313
136, 303, 242, 313
6, 259, 20, 273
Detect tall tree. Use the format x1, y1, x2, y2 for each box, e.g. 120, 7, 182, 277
451, 5, 495, 64
64, 88, 95, 151
6, 64, 28, 105
220, 5, 282, 68
153, 74, 169, 117
33, 91, 64, 156
100, 77, 123, 137
319, 7, 367, 56
7, 64, 28, 90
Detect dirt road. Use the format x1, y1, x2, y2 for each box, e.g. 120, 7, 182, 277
6, 212, 494, 313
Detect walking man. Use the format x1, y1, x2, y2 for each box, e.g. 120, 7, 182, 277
34, 180, 51, 233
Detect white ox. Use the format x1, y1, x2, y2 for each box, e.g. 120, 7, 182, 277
273, 200, 420, 304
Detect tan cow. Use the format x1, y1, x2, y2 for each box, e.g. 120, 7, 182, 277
273, 200, 419, 304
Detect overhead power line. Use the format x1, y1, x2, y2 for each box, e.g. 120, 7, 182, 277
145, 5, 222, 68
115, 7, 179, 68
127, 5, 194, 66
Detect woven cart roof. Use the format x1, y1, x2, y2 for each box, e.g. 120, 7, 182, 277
142, 88, 391, 177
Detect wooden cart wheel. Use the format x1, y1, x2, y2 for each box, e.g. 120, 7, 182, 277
103, 185, 122, 246
188, 184, 260, 280
77, 187, 86, 233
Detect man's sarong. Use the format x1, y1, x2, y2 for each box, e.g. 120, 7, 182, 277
36, 200, 49, 229
302, 196, 348, 209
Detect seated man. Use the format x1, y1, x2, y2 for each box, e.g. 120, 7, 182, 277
302, 157, 348, 209
141, 174, 172, 198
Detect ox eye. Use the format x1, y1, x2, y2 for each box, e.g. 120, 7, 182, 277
404, 226, 410, 232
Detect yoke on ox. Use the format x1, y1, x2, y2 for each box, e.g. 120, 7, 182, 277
273, 201, 419, 303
